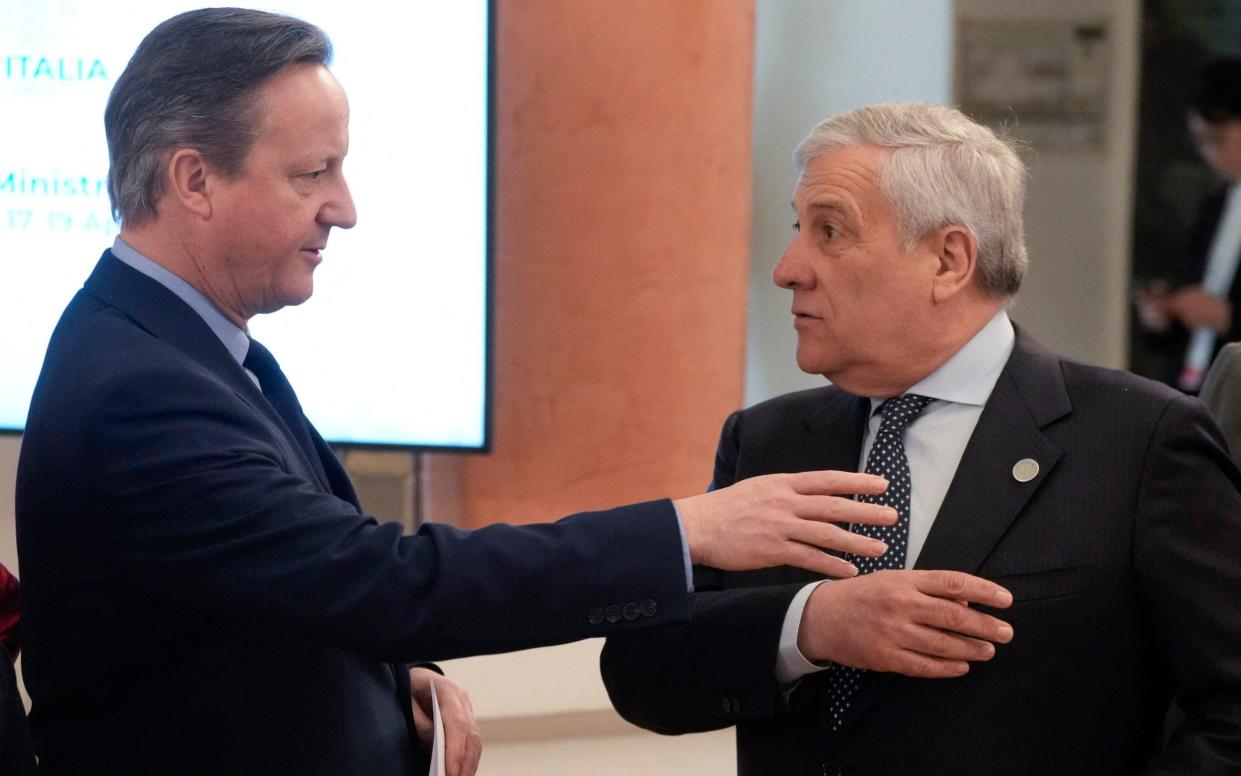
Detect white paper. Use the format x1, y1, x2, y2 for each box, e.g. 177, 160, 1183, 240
428, 679, 446, 776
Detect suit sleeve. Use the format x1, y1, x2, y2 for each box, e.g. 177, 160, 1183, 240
601, 410, 809, 734
77, 361, 691, 663
1135, 395, 1241, 774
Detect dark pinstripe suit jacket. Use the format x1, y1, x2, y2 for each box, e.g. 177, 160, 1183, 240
603, 329, 1241, 775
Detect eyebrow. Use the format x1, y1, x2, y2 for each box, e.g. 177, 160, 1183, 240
798, 198, 860, 227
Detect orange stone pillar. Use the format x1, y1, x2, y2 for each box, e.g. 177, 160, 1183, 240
441, 0, 755, 527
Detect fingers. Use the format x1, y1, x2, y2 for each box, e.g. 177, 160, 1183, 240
788, 470, 889, 497
408, 669, 483, 776
923, 596, 1013, 645
407, 667, 436, 749
902, 572, 1013, 645
884, 649, 971, 679
780, 542, 859, 578
883, 621, 1005, 679
901, 622, 999, 663
795, 495, 897, 527
440, 685, 482, 776
461, 700, 482, 776
411, 699, 433, 749
790, 520, 888, 560
912, 569, 1013, 609
444, 717, 481, 776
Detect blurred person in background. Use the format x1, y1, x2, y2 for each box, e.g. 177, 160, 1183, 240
1136, 57, 1241, 392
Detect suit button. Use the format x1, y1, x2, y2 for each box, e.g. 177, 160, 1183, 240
622, 602, 640, 621
640, 598, 657, 617
605, 604, 622, 623
588, 607, 604, 625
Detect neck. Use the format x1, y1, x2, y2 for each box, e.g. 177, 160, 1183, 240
834, 299, 1005, 398
119, 223, 249, 329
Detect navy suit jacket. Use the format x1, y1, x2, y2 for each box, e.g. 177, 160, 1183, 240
602, 330, 1241, 775
17, 251, 691, 775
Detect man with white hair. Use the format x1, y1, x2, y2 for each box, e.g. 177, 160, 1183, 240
602, 102, 1241, 774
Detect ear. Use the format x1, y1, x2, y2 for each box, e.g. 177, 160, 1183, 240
928, 224, 978, 304
166, 148, 213, 220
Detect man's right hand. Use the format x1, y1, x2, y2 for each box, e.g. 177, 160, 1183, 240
674, 470, 897, 579
797, 569, 1014, 677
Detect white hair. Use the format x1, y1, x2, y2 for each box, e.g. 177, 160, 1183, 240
794, 102, 1027, 297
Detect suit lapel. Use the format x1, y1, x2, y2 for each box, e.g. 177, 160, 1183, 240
914, 329, 1071, 573
803, 389, 871, 474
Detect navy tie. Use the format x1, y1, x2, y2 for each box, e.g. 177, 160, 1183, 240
824, 393, 934, 731
243, 339, 325, 482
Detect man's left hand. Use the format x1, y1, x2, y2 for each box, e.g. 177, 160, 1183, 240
410, 667, 482, 776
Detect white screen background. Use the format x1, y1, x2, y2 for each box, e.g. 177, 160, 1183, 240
0, 1, 490, 448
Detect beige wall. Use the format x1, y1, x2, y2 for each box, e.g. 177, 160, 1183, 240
746, 0, 955, 403
954, 0, 1139, 370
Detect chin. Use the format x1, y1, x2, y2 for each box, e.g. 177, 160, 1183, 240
286, 290, 314, 308
794, 348, 834, 377
282, 276, 316, 307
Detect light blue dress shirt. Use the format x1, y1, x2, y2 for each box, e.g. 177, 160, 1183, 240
111, 236, 250, 367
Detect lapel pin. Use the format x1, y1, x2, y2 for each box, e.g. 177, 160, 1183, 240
1012, 458, 1039, 483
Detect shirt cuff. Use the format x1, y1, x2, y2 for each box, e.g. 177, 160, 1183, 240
775, 581, 831, 685
671, 502, 694, 592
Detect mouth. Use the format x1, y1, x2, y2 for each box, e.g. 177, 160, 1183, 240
791, 310, 821, 330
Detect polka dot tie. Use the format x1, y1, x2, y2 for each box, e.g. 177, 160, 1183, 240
824, 393, 934, 731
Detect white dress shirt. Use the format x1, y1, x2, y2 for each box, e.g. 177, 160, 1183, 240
1182, 182, 1241, 390
775, 309, 1016, 683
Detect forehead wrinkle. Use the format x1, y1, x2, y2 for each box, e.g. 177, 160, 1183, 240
795, 148, 889, 230
800, 196, 863, 230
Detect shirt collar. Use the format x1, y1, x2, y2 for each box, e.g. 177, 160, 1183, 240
870, 308, 1015, 411
111, 236, 251, 366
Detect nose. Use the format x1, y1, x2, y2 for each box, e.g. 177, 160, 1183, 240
320, 174, 357, 230
772, 242, 813, 290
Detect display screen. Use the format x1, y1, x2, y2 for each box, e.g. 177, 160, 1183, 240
0, 1, 492, 449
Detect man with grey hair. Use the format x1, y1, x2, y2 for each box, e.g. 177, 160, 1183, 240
15, 12, 941, 776
602, 102, 1241, 774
